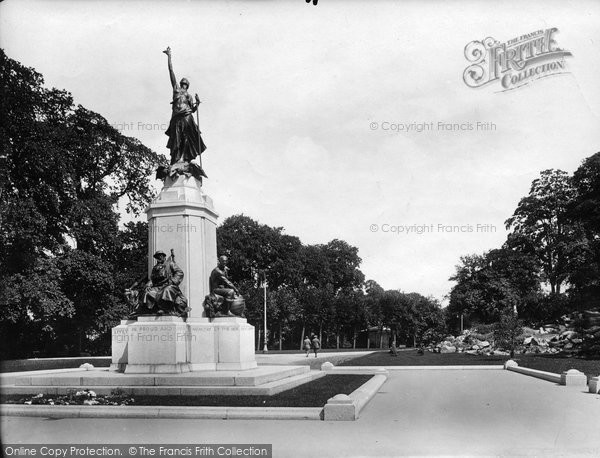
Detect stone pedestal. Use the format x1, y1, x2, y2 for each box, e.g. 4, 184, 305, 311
146, 175, 218, 318
110, 319, 136, 371
110, 174, 259, 374
111, 317, 257, 373
214, 317, 258, 370
124, 316, 191, 374
187, 317, 217, 371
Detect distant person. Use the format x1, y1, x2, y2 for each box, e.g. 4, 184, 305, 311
311, 335, 321, 358
389, 342, 398, 357
303, 336, 311, 357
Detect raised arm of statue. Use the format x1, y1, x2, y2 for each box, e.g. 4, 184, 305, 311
163, 47, 177, 89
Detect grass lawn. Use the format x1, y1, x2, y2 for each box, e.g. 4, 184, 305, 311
340, 349, 600, 379
511, 354, 600, 381
340, 349, 508, 366
0, 357, 111, 373
1, 374, 373, 408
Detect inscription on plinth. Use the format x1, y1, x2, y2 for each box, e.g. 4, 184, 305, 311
124, 316, 191, 373
111, 316, 258, 373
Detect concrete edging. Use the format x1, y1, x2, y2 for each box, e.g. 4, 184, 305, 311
321, 364, 503, 373
323, 373, 387, 421
505, 365, 561, 383
382, 365, 504, 371
0, 404, 323, 420
504, 360, 592, 389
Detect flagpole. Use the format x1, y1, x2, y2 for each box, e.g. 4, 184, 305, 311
195, 94, 203, 172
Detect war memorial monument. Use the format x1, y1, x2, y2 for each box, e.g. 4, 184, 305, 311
9, 48, 324, 396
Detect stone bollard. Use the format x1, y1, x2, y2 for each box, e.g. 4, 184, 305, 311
588, 376, 600, 394
504, 360, 519, 369
560, 369, 587, 387
324, 394, 355, 421
321, 362, 334, 371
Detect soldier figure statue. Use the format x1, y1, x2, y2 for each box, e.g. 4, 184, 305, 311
204, 256, 245, 319
126, 250, 190, 318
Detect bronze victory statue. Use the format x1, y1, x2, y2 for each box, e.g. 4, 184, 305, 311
157, 47, 207, 181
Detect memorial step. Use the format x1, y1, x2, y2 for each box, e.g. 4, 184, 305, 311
3, 365, 322, 397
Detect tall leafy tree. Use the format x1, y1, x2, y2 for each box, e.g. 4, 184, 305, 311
0, 50, 163, 358
569, 152, 600, 308
323, 239, 365, 292
217, 214, 304, 290
505, 169, 585, 294
448, 248, 542, 325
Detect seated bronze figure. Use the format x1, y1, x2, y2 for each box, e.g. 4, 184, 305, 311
203, 255, 245, 319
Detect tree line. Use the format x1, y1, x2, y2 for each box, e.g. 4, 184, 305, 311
217, 215, 445, 350
447, 162, 600, 332
0, 50, 445, 358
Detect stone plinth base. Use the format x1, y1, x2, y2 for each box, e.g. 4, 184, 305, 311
187, 317, 217, 371
8, 365, 322, 397
110, 319, 136, 372
213, 317, 257, 370
123, 316, 190, 374
111, 315, 257, 373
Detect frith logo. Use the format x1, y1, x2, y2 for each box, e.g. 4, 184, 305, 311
463, 28, 572, 91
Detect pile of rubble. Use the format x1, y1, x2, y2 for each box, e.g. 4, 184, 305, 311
430, 308, 600, 357
582, 309, 600, 355
431, 330, 507, 356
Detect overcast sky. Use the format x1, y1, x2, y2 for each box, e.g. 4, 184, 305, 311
2, 0, 599, 303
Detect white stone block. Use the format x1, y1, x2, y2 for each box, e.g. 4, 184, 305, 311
110, 320, 136, 370
125, 316, 190, 373
324, 394, 356, 421
560, 369, 587, 387
213, 317, 257, 370
321, 362, 334, 371
504, 359, 519, 369
588, 376, 600, 393
187, 317, 217, 370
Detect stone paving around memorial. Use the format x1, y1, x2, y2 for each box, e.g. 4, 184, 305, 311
3, 352, 600, 456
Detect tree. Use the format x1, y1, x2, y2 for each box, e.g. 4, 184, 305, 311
0, 50, 163, 358
323, 239, 365, 292
114, 221, 149, 292
493, 313, 523, 358
505, 169, 585, 294
339, 288, 368, 349
364, 280, 385, 348
53, 250, 125, 355
568, 152, 600, 308
0, 258, 74, 358
1, 50, 163, 274
447, 248, 542, 325
217, 214, 304, 290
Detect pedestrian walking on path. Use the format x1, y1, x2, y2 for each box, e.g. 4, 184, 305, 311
303, 336, 311, 357
311, 335, 321, 358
